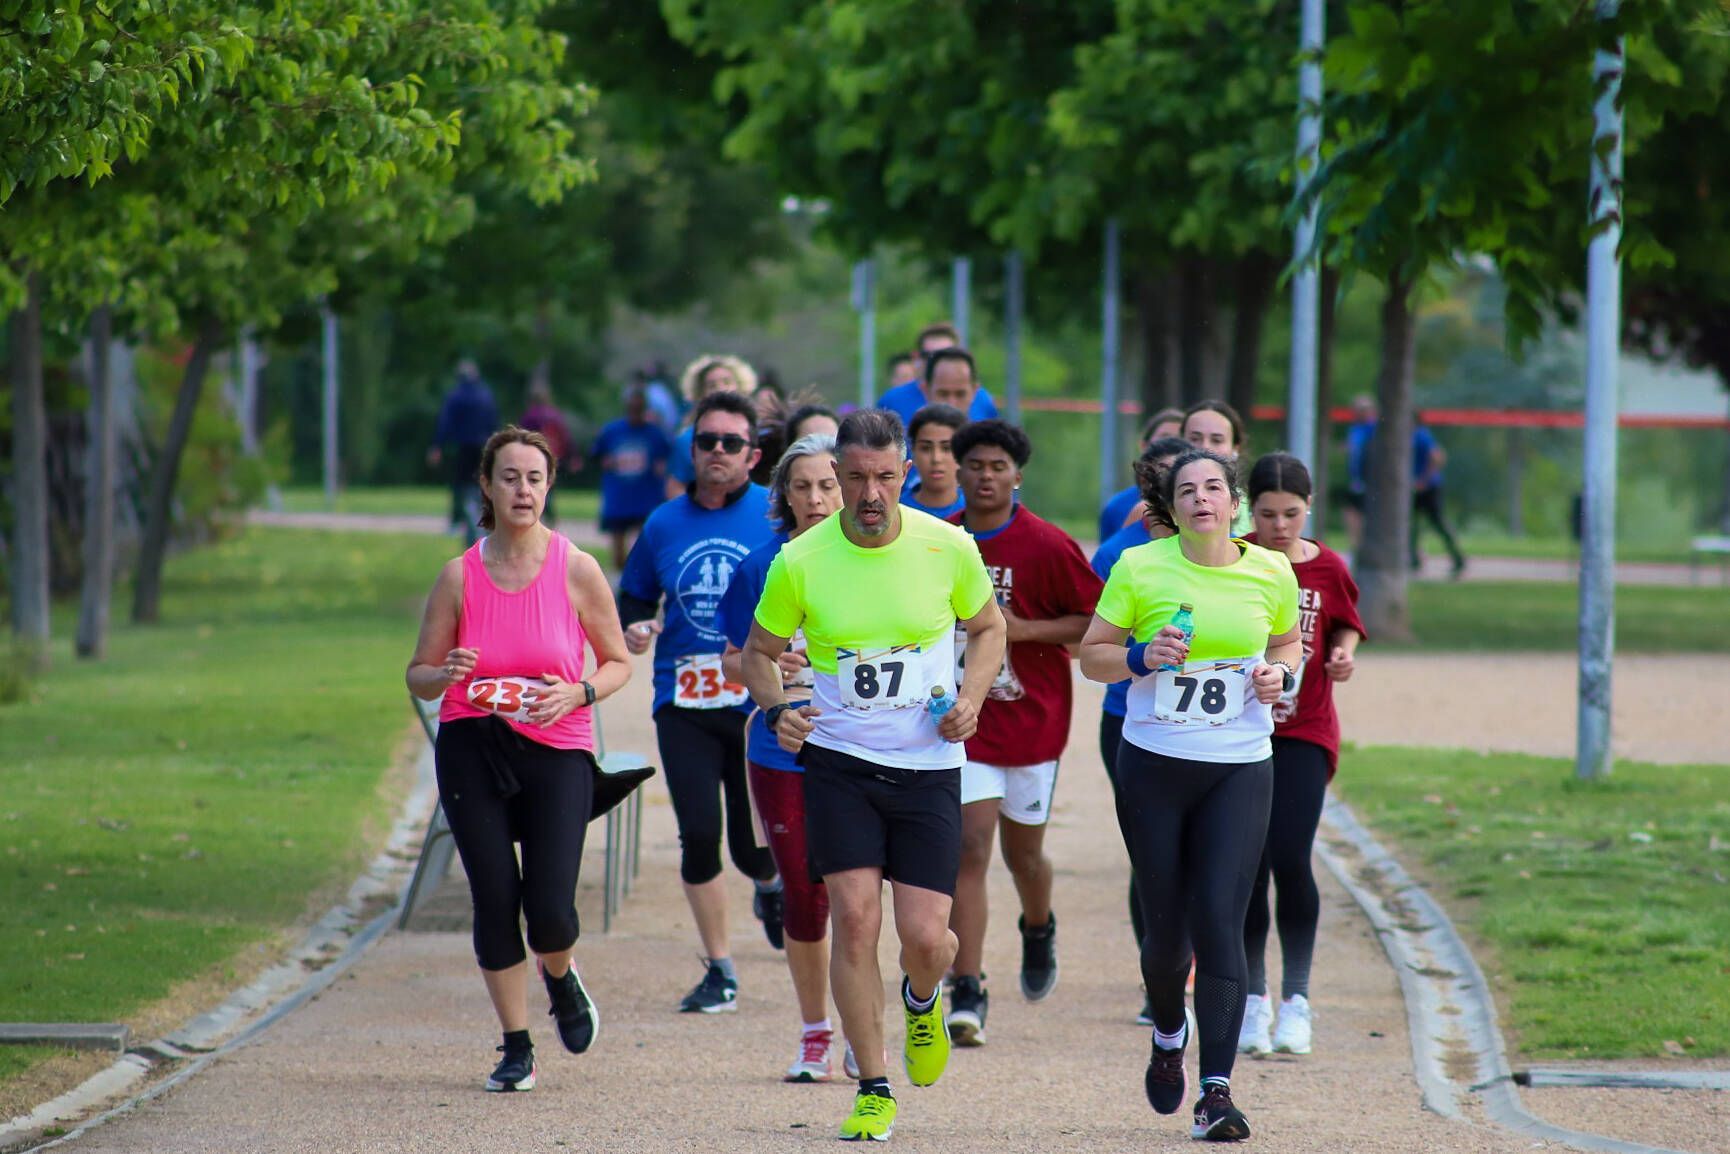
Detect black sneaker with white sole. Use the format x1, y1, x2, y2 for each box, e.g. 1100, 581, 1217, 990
1144, 1032, 1187, 1115
1019, 913, 1058, 1001
945, 974, 989, 1046
543, 963, 599, 1054
485, 1042, 537, 1092
1191, 1082, 1251, 1141
754, 887, 786, 951
679, 960, 738, 1013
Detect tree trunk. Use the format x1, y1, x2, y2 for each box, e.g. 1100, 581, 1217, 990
77, 306, 118, 658
1226, 251, 1277, 421
132, 319, 222, 624
1134, 269, 1176, 416
1356, 273, 1417, 641
9, 273, 51, 671
1313, 265, 1341, 536
1177, 253, 1219, 406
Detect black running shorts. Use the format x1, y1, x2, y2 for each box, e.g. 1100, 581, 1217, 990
799, 743, 961, 896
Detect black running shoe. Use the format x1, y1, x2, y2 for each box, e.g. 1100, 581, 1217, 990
1019, 913, 1058, 1001
543, 963, 599, 1054
679, 960, 739, 1013
945, 974, 989, 1047
1191, 1083, 1251, 1141
1145, 1034, 1188, 1115
754, 887, 786, 951
485, 1041, 537, 1092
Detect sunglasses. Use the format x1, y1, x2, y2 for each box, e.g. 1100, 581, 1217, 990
694, 432, 751, 454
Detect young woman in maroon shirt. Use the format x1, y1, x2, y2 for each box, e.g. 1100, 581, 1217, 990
1239, 452, 1365, 1058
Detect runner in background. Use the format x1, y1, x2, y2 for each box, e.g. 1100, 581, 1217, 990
519, 382, 579, 525
667, 354, 758, 500
877, 323, 999, 429
1099, 408, 1185, 543
902, 404, 967, 520
719, 433, 856, 1083
1089, 435, 1191, 1025
1239, 452, 1365, 1058
944, 420, 1102, 1047
1080, 446, 1301, 1141
592, 386, 671, 571
1180, 400, 1252, 537
617, 391, 782, 1014
784, 402, 841, 446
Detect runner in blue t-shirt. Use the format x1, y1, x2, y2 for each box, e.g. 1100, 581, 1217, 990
901, 403, 968, 519
717, 432, 862, 1084
666, 354, 757, 497
617, 390, 780, 1014
593, 388, 672, 570
1099, 409, 1185, 543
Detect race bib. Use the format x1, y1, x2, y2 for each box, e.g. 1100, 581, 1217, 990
1146, 661, 1250, 726
467, 676, 548, 721
837, 645, 928, 712
674, 654, 749, 709
953, 625, 1024, 702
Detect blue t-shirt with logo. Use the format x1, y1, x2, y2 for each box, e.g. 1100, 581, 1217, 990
593, 418, 671, 524
716, 534, 800, 772
902, 488, 965, 520
668, 426, 696, 486
1090, 519, 1152, 719
878, 381, 999, 433
1098, 485, 1140, 545
619, 484, 776, 713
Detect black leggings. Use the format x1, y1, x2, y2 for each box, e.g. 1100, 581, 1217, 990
1115, 741, 1273, 1083
1097, 711, 1145, 951
435, 717, 595, 972
654, 705, 776, 886
1244, 738, 1330, 1001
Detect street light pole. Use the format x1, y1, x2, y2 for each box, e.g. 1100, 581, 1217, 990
1286, 0, 1326, 475
1100, 220, 1122, 510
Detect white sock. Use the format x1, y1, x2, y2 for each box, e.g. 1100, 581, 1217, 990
802, 1018, 832, 1036
1154, 1021, 1188, 1050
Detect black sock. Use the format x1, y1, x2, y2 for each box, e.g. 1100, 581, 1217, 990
503, 1029, 532, 1052
858, 1077, 892, 1099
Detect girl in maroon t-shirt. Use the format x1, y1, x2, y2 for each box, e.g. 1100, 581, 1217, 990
1240, 452, 1365, 1059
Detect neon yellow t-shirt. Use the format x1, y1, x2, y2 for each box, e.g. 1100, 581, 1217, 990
756, 507, 994, 769
1095, 536, 1299, 763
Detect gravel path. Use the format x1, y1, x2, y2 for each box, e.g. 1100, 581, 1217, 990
40, 656, 1726, 1152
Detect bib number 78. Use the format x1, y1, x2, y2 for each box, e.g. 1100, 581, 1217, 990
1149, 662, 1248, 726
1170, 674, 1230, 715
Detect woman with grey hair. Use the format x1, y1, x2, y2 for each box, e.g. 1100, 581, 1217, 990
716, 434, 860, 1083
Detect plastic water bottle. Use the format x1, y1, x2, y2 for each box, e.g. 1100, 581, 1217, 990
1156, 603, 1195, 672
927, 686, 956, 723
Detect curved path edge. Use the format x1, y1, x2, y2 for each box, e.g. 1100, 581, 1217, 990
1317, 796, 1697, 1154
0, 742, 438, 1154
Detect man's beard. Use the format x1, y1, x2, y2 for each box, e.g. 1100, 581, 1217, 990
849, 501, 889, 537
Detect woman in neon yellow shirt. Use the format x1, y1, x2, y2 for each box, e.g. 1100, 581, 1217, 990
1080, 447, 1301, 1142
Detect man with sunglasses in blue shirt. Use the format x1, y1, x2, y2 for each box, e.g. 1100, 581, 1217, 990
619, 390, 783, 1013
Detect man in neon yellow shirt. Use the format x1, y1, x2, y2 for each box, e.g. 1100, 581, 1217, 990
743, 409, 1005, 1143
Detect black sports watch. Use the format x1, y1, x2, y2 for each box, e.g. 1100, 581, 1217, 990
580, 680, 597, 707
765, 702, 795, 733
1270, 662, 1297, 693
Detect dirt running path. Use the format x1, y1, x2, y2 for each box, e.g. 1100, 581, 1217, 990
49, 656, 1722, 1152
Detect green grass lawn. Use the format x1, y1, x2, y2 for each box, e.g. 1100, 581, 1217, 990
0, 528, 461, 1086
1335, 747, 1730, 1059
1404, 580, 1730, 653
1452, 532, 1698, 566
280, 484, 600, 527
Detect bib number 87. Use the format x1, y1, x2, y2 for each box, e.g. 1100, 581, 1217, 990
1171, 675, 1229, 715
853, 660, 905, 700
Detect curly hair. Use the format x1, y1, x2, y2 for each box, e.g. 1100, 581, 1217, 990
678, 353, 758, 403
1131, 436, 1193, 534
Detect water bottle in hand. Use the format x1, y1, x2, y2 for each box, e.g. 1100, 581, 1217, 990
927, 686, 956, 723
1157, 603, 1195, 673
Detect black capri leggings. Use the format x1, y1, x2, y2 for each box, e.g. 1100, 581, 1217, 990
1115, 741, 1273, 1083
1244, 737, 1331, 1002
435, 717, 595, 972
654, 705, 777, 887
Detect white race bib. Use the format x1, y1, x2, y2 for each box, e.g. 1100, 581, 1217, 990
954, 625, 1024, 701
674, 654, 749, 709
1146, 661, 1250, 726
837, 645, 930, 712
467, 676, 549, 721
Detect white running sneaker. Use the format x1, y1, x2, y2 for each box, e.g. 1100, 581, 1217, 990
1272, 994, 1313, 1054
785, 1028, 836, 1082
842, 1042, 860, 1080
1238, 993, 1273, 1056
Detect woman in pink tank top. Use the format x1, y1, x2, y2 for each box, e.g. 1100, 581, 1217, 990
407, 426, 632, 1094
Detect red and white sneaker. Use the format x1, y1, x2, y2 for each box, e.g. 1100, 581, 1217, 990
786, 1028, 836, 1083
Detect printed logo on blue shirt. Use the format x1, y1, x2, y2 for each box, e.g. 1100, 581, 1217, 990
675, 537, 750, 642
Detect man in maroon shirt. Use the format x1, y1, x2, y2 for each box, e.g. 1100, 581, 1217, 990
943, 420, 1103, 1046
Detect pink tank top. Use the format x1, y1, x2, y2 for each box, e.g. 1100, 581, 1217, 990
439, 532, 594, 752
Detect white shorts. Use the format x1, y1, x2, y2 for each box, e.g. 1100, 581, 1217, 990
960, 760, 1059, 826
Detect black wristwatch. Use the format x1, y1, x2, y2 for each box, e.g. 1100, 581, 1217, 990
580, 680, 597, 707
765, 702, 795, 733
1271, 663, 1297, 693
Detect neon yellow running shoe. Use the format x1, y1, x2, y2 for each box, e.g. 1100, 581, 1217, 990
901, 977, 950, 1087
839, 1088, 897, 1142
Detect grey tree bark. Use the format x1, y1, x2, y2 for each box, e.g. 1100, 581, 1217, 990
132, 318, 222, 624
8, 273, 51, 671
1226, 251, 1277, 422
1356, 273, 1418, 641
1313, 266, 1342, 534
78, 305, 118, 658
